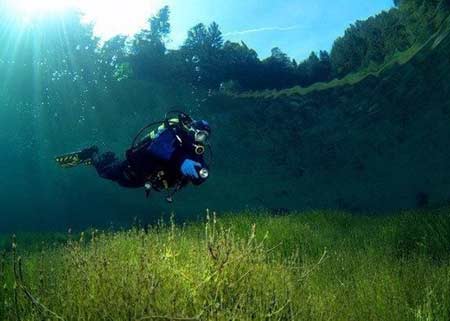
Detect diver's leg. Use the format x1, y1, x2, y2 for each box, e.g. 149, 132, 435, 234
92, 152, 125, 182
92, 152, 141, 188
56, 146, 139, 187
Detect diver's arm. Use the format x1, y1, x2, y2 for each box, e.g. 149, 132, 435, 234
179, 154, 208, 185
146, 128, 208, 184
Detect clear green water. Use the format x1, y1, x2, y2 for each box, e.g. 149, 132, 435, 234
1, 1, 449, 233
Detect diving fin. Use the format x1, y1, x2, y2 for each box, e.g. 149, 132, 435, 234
55, 146, 99, 168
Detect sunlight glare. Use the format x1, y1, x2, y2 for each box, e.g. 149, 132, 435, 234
6, 0, 166, 39
9, 0, 71, 13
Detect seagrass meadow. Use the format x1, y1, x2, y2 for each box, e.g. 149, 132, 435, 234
1, 208, 450, 321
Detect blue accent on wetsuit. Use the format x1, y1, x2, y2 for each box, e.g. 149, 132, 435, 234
147, 128, 177, 161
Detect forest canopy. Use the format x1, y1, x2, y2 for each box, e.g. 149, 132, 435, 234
112, 0, 450, 91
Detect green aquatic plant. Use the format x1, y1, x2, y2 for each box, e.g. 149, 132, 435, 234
1, 209, 450, 321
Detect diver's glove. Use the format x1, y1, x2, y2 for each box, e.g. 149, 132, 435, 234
181, 159, 202, 179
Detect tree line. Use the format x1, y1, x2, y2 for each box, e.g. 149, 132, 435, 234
110, 6, 334, 91
1, 0, 448, 95
109, 0, 449, 91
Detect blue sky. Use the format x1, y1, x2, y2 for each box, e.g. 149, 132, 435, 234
163, 0, 394, 60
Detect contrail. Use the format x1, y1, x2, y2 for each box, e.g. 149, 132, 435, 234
224, 25, 303, 36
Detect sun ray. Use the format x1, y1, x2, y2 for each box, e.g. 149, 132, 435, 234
4, 0, 166, 40
7, 0, 71, 12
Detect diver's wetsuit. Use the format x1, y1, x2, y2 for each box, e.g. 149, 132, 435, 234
93, 127, 207, 188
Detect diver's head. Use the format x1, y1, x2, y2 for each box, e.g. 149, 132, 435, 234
171, 112, 210, 154
175, 114, 210, 141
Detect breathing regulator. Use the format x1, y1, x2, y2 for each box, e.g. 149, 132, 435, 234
165, 110, 211, 156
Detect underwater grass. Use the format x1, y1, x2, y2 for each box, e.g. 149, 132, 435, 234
1, 208, 450, 321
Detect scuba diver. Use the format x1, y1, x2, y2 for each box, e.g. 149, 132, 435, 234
55, 111, 211, 203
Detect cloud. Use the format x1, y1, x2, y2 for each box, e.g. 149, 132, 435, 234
224, 25, 303, 37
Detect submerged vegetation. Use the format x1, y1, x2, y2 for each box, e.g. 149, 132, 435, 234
1, 208, 450, 320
